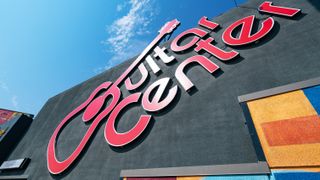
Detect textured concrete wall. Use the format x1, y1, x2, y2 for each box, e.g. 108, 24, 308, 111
2, 0, 320, 179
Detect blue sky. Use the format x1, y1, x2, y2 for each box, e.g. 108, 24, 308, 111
0, 0, 246, 115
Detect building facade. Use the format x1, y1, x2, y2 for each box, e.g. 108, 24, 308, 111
0, 0, 320, 179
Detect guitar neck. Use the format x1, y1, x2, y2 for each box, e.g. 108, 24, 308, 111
113, 33, 165, 86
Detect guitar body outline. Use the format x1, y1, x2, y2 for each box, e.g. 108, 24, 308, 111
47, 19, 180, 175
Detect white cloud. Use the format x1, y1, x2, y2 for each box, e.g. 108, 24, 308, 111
95, 40, 149, 74
0, 81, 9, 92
11, 95, 18, 108
106, 0, 152, 54
98, 0, 155, 73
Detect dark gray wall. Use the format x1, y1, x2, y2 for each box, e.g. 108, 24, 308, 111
2, 0, 320, 179
0, 114, 33, 164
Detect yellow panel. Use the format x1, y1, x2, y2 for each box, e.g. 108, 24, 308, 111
247, 90, 320, 168
265, 143, 320, 167
272, 167, 320, 172
247, 90, 317, 123
177, 177, 203, 180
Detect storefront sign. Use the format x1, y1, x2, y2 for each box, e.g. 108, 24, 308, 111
47, 1, 301, 174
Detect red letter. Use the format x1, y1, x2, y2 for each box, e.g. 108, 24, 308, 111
259, 1, 301, 17
222, 15, 274, 46
170, 28, 208, 52
195, 37, 239, 61
198, 16, 219, 30
153, 46, 175, 64
125, 63, 149, 91
142, 77, 178, 112
104, 93, 151, 147
145, 55, 161, 74
47, 83, 121, 174
175, 55, 220, 91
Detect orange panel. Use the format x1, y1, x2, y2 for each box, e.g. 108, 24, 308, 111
262, 115, 320, 146
177, 177, 202, 180
127, 178, 176, 180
